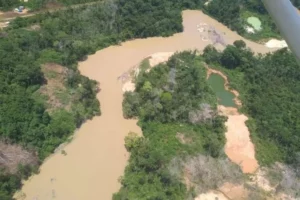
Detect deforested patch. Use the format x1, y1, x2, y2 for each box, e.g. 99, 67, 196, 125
0, 142, 38, 174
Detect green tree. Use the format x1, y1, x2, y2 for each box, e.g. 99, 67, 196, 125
142, 81, 152, 92
124, 132, 143, 152
203, 45, 221, 64
233, 40, 246, 49
220, 45, 242, 69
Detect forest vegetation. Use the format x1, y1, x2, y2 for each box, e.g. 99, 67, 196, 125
1, 0, 300, 199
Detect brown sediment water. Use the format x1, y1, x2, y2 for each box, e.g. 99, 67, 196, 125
16, 10, 273, 200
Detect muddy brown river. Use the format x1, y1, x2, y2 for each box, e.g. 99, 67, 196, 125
16, 10, 275, 200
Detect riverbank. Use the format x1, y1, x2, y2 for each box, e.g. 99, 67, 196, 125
16, 10, 274, 200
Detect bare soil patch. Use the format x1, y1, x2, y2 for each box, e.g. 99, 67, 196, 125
148, 52, 174, 67
195, 191, 228, 200
38, 63, 71, 113
0, 142, 38, 174
219, 183, 248, 200
176, 132, 192, 144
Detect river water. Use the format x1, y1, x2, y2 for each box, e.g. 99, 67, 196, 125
16, 10, 274, 200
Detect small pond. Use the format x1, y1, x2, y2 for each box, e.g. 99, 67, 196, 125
208, 73, 236, 107
247, 16, 262, 31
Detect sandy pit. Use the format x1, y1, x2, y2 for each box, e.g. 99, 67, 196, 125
223, 113, 259, 173
16, 10, 274, 200
207, 67, 258, 173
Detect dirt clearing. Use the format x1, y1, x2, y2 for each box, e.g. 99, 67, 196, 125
38, 63, 71, 113
0, 142, 38, 174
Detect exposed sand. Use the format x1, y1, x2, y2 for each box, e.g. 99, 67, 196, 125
219, 183, 248, 200
195, 191, 228, 200
224, 113, 259, 173
122, 81, 135, 92
148, 52, 175, 67
265, 39, 288, 48
194, 182, 249, 200
245, 26, 255, 34
249, 169, 275, 193
17, 10, 274, 200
